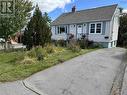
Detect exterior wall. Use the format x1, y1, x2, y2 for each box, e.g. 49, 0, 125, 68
51, 24, 77, 40
106, 7, 120, 48
97, 41, 117, 48
107, 41, 117, 48
105, 21, 111, 36
51, 33, 67, 40
51, 23, 115, 48
88, 21, 111, 42
94, 42, 115, 48
98, 42, 109, 48
51, 15, 119, 48
51, 26, 55, 35
51, 26, 67, 40
51, 21, 112, 42
111, 8, 120, 41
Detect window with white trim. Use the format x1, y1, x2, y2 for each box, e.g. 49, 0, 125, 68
96, 23, 102, 33
90, 24, 95, 33
57, 26, 68, 34
90, 23, 102, 34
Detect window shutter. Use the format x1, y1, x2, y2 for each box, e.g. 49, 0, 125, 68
86, 23, 89, 35
102, 22, 106, 35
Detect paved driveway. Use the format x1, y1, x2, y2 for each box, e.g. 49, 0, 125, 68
0, 81, 37, 95
0, 48, 126, 95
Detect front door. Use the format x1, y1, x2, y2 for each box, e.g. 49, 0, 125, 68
77, 24, 83, 39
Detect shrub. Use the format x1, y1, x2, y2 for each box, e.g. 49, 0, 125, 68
123, 41, 127, 48
53, 40, 66, 47
35, 47, 44, 61
68, 39, 81, 52
78, 39, 87, 49
15, 53, 25, 62
26, 48, 36, 58
26, 47, 44, 61
87, 40, 94, 48
20, 57, 36, 64
52, 40, 58, 46
92, 43, 102, 48
78, 39, 99, 49
71, 45, 81, 52
10, 52, 25, 64
44, 44, 55, 54
36, 53, 43, 61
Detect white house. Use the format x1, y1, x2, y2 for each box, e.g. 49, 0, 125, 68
51, 4, 120, 48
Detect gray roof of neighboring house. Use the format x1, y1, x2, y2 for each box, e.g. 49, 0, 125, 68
51, 4, 118, 25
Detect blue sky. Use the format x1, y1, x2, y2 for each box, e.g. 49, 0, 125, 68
31, 0, 127, 21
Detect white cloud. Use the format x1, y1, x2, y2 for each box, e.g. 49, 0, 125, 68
123, 9, 127, 13
31, 0, 74, 13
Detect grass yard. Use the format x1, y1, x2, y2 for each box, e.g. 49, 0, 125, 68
0, 47, 97, 82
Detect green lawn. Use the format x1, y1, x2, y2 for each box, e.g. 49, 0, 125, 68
0, 48, 96, 82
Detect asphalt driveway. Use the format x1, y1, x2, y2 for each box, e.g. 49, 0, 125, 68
0, 48, 126, 95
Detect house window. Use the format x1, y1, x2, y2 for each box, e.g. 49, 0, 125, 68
96, 23, 102, 33
90, 23, 102, 34
78, 25, 82, 28
57, 26, 67, 34
60, 27, 65, 33
90, 24, 95, 33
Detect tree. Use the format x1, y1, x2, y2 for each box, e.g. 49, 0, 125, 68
118, 13, 127, 47
24, 5, 52, 49
23, 24, 33, 50
0, 0, 33, 49
41, 12, 52, 45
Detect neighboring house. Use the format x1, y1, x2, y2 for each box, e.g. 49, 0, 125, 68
51, 4, 120, 48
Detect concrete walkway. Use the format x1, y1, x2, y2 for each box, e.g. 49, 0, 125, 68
0, 48, 126, 95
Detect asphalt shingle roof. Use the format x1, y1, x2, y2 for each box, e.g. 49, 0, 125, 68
51, 4, 118, 25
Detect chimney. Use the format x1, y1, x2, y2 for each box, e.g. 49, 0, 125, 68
72, 6, 76, 12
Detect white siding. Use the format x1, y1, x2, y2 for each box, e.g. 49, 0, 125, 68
88, 34, 109, 42
51, 26, 55, 35
105, 21, 111, 36
51, 26, 67, 40
52, 33, 67, 40
88, 21, 111, 42
112, 8, 120, 41
51, 21, 112, 42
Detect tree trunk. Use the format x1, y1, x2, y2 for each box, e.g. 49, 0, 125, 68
4, 41, 8, 51
4, 37, 9, 51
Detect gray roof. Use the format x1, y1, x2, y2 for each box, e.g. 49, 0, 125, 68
51, 4, 118, 25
